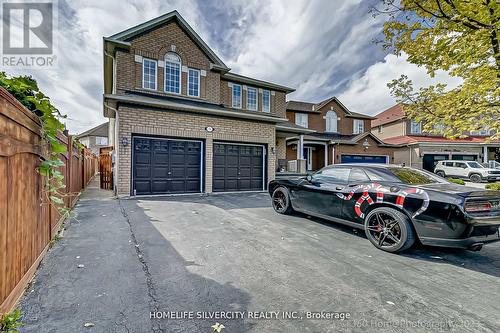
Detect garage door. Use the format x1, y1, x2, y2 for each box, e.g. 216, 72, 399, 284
422, 154, 448, 172
213, 143, 264, 192
133, 137, 202, 195
340, 154, 387, 164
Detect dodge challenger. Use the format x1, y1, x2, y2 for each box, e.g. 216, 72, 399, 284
269, 164, 500, 253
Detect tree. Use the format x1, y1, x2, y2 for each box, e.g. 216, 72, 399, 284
374, 0, 500, 139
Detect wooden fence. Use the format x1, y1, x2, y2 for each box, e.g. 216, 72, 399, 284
0, 87, 98, 314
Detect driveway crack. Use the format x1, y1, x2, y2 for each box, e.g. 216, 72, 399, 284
119, 199, 164, 333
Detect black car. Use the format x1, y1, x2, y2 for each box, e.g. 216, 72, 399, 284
269, 164, 500, 253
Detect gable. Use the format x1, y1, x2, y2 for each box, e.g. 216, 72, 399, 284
317, 98, 350, 118
129, 21, 212, 68
107, 11, 228, 70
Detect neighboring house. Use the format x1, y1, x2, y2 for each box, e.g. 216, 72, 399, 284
76, 122, 109, 155
103, 11, 310, 196
284, 97, 399, 171
371, 104, 500, 171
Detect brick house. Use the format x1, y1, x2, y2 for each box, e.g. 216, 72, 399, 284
371, 104, 500, 171
284, 97, 399, 171
103, 11, 310, 196
76, 122, 109, 155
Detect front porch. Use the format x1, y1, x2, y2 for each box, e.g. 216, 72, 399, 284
286, 138, 330, 172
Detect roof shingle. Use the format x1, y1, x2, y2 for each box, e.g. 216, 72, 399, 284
371, 104, 405, 127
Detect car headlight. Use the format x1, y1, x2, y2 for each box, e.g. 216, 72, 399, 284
487, 171, 493, 174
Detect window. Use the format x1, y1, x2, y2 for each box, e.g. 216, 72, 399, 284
142, 58, 157, 90
444, 162, 454, 167
410, 120, 422, 134
353, 119, 364, 134
325, 111, 337, 132
470, 129, 491, 136
313, 167, 350, 184
433, 123, 446, 134
247, 87, 257, 111
164, 53, 181, 94
95, 136, 108, 146
378, 125, 383, 133
295, 113, 308, 128
232, 84, 242, 108
388, 167, 442, 185
349, 169, 370, 183
188, 68, 200, 97
262, 90, 270, 112
466, 161, 484, 168
454, 162, 467, 169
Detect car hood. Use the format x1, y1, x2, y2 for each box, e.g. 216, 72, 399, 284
417, 183, 500, 196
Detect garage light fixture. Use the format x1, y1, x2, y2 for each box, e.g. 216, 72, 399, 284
362, 139, 370, 150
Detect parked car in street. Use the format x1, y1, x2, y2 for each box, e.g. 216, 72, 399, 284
269, 164, 500, 253
434, 160, 500, 183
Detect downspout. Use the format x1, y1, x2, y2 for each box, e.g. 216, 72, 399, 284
104, 102, 119, 195
407, 144, 412, 167
104, 50, 116, 94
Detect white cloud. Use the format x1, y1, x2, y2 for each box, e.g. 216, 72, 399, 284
2, 0, 460, 133
338, 53, 463, 116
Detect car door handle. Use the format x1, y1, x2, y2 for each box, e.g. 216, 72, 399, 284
336, 186, 344, 190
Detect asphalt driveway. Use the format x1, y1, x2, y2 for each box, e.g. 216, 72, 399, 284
20, 188, 500, 332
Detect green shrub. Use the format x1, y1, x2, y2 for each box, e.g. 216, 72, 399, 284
0, 309, 23, 333
485, 183, 500, 190
447, 178, 465, 185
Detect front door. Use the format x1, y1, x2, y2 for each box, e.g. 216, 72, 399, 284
304, 147, 313, 171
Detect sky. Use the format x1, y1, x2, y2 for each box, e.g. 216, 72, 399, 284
3, 0, 460, 134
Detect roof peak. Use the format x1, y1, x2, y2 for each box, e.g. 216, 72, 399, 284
106, 10, 228, 71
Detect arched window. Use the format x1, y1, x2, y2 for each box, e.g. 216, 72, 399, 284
165, 53, 181, 94
326, 111, 337, 132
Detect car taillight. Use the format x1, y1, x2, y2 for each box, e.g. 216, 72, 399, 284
465, 201, 491, 212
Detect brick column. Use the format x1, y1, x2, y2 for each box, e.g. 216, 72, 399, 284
205, 136, 213, 193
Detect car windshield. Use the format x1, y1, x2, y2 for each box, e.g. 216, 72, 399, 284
388, 167, 444, 185
466, 161, 484, 168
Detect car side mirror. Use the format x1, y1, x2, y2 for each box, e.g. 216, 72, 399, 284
306, 174, 313, 182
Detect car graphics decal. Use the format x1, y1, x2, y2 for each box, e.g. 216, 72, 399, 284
336, 183, 430, 219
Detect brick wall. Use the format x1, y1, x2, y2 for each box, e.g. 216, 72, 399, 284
333, 136, 396, 163
286, 99, 370, 134
115, 21, 219, 103
116, 106, 276, 195
219, 80, 286, 118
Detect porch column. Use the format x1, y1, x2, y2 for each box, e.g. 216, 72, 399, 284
331, 146, 335, 164
324, 143, 328, 167
483, 145, 488, 163
297, 134, 304, 159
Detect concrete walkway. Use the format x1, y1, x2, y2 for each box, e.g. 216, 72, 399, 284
20, 177, 153, 333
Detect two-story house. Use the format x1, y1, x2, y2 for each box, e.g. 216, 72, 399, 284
103, 11, 310, 196
76, 122, 109, 155
371, 104, 500, 171
284, 97, 399, 171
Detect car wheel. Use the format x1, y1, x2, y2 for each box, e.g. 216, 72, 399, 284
436, 170, 445, 178
271, 186, 293, 215
364, 207, 415, 253
469, 173, 482, 183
